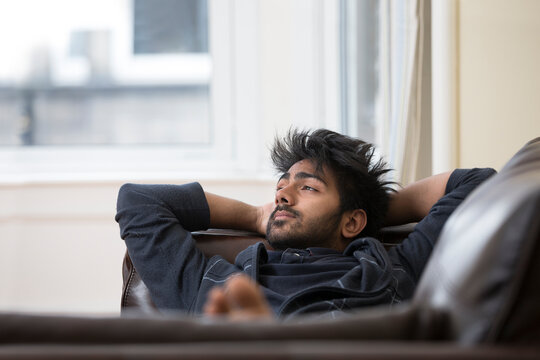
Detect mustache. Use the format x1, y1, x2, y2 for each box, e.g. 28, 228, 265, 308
270, 205, 300, 220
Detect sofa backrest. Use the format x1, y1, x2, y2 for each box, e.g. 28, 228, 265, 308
413, 138, 540, 344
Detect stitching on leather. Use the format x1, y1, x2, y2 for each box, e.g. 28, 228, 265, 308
122, 265, 136, 307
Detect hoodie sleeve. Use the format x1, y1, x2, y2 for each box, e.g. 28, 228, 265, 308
115, 182, 211, 311
389, 168, 497, 282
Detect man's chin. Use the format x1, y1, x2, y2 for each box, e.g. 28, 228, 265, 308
266, 238, 292, 251
266, 228, 286, 242
267, 219, 296, 233
266, 230, 309, 250
266, 228, 289, 249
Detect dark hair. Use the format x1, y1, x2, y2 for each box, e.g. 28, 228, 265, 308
271, 128, 394, 237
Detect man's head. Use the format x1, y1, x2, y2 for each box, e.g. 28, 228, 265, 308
266, 129, 393, 251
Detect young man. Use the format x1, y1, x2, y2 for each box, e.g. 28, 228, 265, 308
116, 129, 495, 319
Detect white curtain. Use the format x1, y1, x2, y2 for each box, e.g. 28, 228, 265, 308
376, 0, 425, 186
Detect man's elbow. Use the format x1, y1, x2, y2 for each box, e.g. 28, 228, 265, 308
116, 183, 139, 211
115, 183, 152, 227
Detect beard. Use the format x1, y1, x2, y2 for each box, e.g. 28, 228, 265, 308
265, 205, 343, 250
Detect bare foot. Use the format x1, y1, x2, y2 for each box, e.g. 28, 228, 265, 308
203, 274, 273, 320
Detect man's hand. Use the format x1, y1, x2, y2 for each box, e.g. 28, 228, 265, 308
205, 192, 274, 235
256, 202, 274, 235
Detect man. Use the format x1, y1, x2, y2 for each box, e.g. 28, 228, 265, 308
116, 129, 495, 319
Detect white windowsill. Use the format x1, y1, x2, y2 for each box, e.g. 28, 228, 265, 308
0, 170, 276, 185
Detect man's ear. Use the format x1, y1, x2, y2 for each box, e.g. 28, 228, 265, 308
340, 209, 367, 239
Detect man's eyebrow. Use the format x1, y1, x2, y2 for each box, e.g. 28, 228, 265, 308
277, 171, 328, 186
278, 173, 290, 182
294, 172, 327, 185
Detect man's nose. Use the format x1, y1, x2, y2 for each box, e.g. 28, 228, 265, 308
275, 186, 294, 205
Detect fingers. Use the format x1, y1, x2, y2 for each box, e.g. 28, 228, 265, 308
257, 202, 275, 235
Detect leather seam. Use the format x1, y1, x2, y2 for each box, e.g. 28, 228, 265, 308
122, 265, 136, 308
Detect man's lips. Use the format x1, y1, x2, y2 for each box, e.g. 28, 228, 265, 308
273, 210, 296, 220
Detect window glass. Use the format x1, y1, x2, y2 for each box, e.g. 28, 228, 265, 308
133, 0, 208, 54
340, 0, 379, 144
0, 0, 211, 147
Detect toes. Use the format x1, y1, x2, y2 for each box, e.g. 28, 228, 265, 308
225, 275, 272, 317
203, 287, 230, 315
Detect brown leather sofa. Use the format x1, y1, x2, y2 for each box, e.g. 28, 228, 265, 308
1, 137, 539, 359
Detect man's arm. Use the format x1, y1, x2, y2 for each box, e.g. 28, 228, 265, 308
116, 182, 244, 311
385, 171, 452, 227
388, 168, 497, 283
204, 192, 271, 235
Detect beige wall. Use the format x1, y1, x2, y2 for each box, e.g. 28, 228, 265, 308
458, 0, 540, 169
0, 179, 274, 314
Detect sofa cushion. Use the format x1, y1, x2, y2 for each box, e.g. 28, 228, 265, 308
413, 138, 540, 344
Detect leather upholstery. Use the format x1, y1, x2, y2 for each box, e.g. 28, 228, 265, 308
413, 137, 540, 344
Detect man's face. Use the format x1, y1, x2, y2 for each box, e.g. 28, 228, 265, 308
266, 159, 345, 251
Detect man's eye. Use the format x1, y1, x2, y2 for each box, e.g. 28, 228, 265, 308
302, 186, 317, 191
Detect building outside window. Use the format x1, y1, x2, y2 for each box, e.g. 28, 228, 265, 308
0, 0, 211, 147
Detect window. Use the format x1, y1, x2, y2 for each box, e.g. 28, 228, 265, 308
0, 0, 247, 180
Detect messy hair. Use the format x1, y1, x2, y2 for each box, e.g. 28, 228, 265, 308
271, 128, 394, 238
